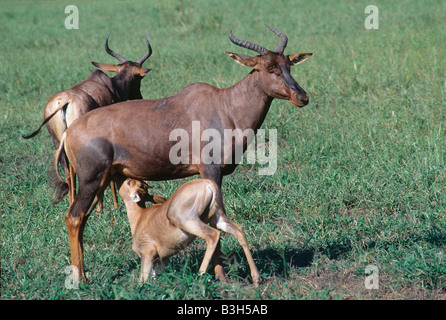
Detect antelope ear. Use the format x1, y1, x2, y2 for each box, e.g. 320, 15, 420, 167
138, 67, 151, 77
91, 61, 121, 73
225, 51, 258, 67
130, 192, 141, 203
288, 53, 313, 66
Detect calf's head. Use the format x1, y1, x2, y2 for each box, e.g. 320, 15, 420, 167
118, 178, 166, 205
119, 178, 150, 204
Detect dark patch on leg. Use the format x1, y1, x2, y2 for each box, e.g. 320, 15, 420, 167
76, 138, 130, 169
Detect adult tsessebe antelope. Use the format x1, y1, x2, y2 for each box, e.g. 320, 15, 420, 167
54, 25, 312, 283
24, 36, 153, 207
117, 178, 260, 285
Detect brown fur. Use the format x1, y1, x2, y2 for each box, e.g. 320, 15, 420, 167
117, 178, 260, 285
24, 37, 152, 208
54, 27, 312, 283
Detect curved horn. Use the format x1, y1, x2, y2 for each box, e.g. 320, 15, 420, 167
265, 24, 288, 53
136, 35, 152, 66
104, 35, 127, 63
228, 31, 268, 56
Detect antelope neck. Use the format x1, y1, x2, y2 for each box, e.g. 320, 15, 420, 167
223, 71, 273, 132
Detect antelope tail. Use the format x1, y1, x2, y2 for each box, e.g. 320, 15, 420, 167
22, 102, 69, 139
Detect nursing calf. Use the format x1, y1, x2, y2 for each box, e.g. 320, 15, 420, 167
117, 178, 260, 286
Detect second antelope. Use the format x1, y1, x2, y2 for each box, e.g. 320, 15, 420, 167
24, 36, 153, 207
54, 25, 312, 283
117, 178, 260, 285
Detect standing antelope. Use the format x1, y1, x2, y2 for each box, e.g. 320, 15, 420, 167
24, 36, 153, 206
54, 25, 312, 283
117, 178, 260, 285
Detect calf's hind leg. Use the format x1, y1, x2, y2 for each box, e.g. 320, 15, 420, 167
184, 221, 221, 276
212, 212, 260, 286
169, 208, 221, 277
200, 165, 228, 282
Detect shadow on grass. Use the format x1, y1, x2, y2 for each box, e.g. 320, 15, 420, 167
107, 226, 446, 288
425, 227, 446, 246
319, 237, 353, 260
223, 246, 315, 281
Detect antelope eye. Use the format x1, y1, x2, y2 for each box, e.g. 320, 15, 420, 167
267, 65, 275, 72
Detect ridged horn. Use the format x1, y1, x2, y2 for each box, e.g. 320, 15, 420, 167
104, 35, 127, 63
228, 31, 268, 56
265, 24, 288, 53
136, 35, 152, 66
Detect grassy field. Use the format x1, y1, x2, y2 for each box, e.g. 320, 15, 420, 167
1, 0, 446, 300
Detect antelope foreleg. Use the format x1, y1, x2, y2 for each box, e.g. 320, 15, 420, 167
65, 210, 88, 283
69, 165, 76, 205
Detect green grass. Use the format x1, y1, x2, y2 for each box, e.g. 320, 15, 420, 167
1, 0, 446, 300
